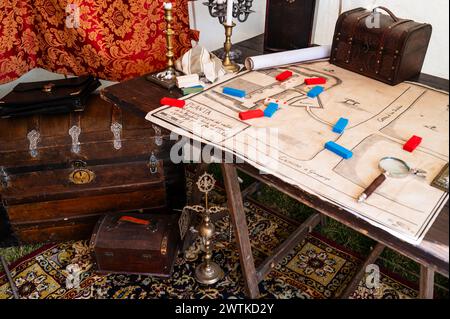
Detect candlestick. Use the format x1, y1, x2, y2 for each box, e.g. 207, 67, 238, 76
226, 0, 233, 26
146, 2, 180, 89
222, 22, 239, 73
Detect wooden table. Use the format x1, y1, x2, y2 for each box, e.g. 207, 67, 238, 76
102, 35, 449, 299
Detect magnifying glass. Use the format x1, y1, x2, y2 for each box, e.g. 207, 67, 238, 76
358, 157, 427, 203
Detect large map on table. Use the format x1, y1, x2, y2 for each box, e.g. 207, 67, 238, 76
147, 61, 449, 245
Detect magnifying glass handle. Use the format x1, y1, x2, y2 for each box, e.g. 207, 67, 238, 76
358, 173, 387, 203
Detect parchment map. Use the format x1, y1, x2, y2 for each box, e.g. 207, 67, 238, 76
147, 61, 449, 245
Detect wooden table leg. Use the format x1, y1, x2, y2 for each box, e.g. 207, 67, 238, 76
340, 243, 385, 299
419, 265, 435, 299
221, 163, 260, 299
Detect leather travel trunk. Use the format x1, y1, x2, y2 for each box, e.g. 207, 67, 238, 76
330, 7, 432, 85
0, 95, 186, 244
90, 213, 179, 277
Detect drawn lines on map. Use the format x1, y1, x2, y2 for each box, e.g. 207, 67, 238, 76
231, 137, 434, 237
379, 90, 449, 159
235, 131, 445, 237
153, 102, 250, 144
332, 134, 446, 215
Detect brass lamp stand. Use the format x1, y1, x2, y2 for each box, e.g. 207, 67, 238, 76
146, 4, 180, 89
222, 23, 240, 73
183, 172, 226, 285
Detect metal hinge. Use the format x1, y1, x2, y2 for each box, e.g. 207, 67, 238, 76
27, 129, 40, 158
160, 236, 168, 255
0, 167, 10, 188
69, 125, 82, 154
152, 125, 163, 146
111, 122, 123, 150
149, 152, 158, 174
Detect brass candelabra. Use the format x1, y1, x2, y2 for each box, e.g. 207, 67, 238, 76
222, 23, 240, 73
146, 3, 180, 89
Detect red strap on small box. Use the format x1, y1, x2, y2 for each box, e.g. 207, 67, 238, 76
403, 135, 422, 153
119, 216, 150, 226
276, 71, 293, 82
160, 97, 185, 108
239, 109, 264, 120
305, 77, 327, 85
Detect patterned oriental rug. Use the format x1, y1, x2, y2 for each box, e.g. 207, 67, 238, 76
0, 198, 419, 299
0, 201, 417, 299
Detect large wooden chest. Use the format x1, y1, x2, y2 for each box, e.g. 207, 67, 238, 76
90, 213, 179, 277
330, 7, 432, 85
0, 95, 186, 243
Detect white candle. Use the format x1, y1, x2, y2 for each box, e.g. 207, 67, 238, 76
226, 0, 233, 26
164, 2, 172, 10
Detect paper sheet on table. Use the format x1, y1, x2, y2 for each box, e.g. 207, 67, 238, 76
146, 60, 449, 246
245, 46, 331, 70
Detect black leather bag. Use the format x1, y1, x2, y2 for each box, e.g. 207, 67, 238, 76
0, 75, 100, 118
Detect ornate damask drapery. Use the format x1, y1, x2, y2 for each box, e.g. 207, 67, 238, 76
0, 0, 198, 84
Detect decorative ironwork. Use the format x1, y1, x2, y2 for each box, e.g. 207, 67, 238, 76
149, 152, 158, 174
0, 167, 9, 188
27, 129, 40, 158
153, 125, 163, 146
203, 0, 255, 24
110, 122, 123, 150
68, 125, 82, 154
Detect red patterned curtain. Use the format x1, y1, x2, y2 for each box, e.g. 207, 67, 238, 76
0, 0, 198, 84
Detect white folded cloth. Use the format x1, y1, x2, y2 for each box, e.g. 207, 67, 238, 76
175, 45, 226, 83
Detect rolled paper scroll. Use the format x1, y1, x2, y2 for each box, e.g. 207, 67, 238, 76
244, 45, 332, 71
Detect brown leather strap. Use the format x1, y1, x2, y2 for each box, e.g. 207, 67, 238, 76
332, 8, 366, 61
345, 12, 373, 63
375, 19, 412, 74
111, 104, 122, 126
69, 111, 81, 129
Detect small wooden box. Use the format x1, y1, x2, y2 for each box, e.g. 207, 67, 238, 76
90, 213, 180, 277
331, 7, 432, 85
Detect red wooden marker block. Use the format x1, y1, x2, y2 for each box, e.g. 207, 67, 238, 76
403, 135, 422, 152
160, 97, 185, 108
239, 110, 264, 120
305, 77, 327, 85
276, 71, 293, 82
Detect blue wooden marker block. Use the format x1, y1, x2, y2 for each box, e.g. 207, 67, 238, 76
325, 141, 353, 159
307, 86, 324, 98
333, 118, 349, 134
223, 87, 246, 98
264, 102, 279, 118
